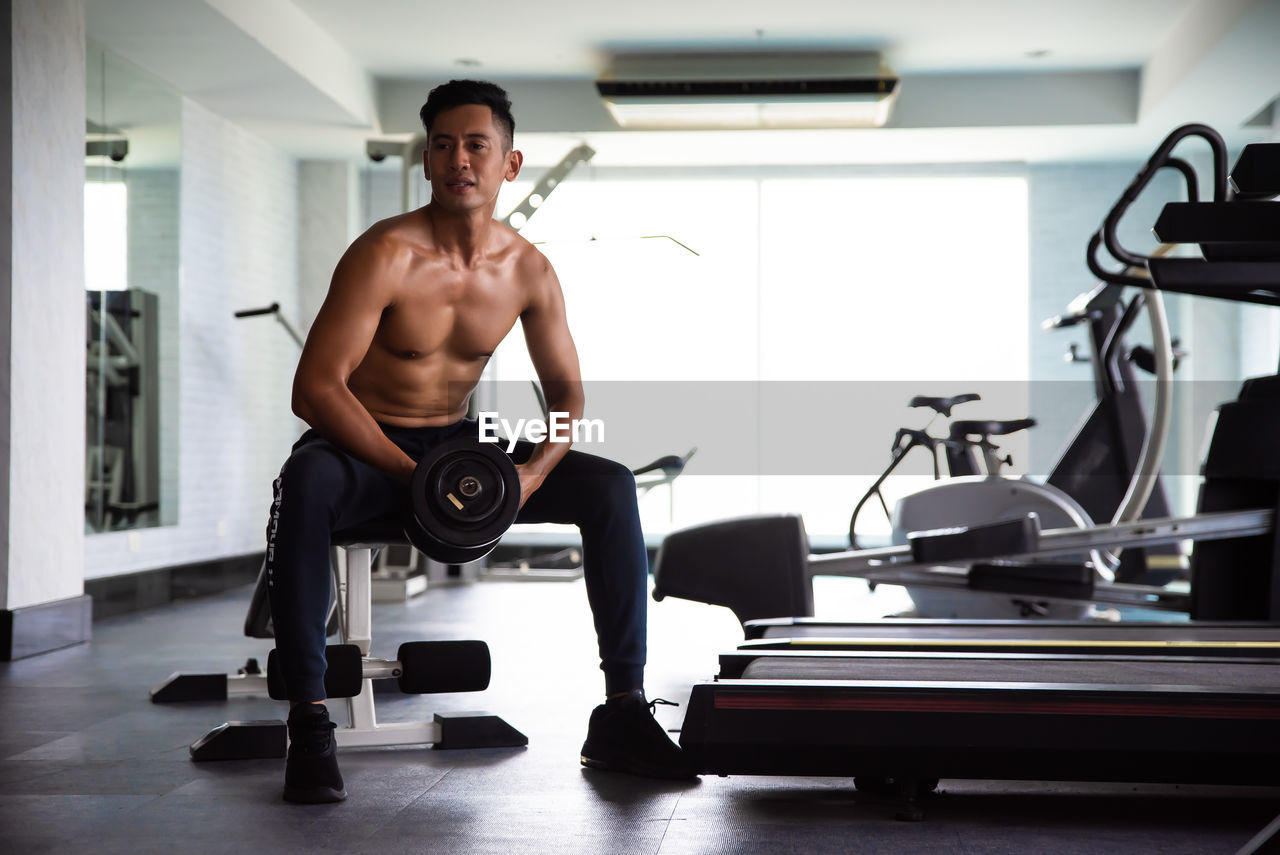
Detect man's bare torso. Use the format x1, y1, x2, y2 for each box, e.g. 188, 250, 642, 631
347, 210, 530, 427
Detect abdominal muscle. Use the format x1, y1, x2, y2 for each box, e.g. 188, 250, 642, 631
347, 345, 489, 428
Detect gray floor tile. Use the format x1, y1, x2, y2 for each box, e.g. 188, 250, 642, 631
0, 792, 159, 841
2, 577, 1278, 854
0, 730, 71, 761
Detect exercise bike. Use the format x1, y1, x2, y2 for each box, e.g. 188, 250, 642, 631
848, 395, 1101, 618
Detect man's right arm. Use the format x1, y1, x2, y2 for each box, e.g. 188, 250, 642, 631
292, 233, 419, 484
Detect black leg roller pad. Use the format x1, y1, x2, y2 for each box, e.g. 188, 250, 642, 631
265, 644, 366, 700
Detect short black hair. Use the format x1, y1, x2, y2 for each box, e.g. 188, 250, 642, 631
419, 79, 515, 150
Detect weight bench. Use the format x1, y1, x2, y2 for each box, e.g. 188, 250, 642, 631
165, 520, 527, 761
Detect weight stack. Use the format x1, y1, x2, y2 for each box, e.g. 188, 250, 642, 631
1191, 375, 1280, 620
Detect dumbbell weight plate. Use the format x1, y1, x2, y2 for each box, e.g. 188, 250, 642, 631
418, 442, 519, 546
405, 437, 521, 564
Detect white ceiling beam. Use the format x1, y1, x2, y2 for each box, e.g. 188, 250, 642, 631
85, 0, 375, 129
203, 0, 375, 127
1138, 0, 1280, 130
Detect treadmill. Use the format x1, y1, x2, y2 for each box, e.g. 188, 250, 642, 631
680, 649, 1280, 800
672, 128, 1280, 812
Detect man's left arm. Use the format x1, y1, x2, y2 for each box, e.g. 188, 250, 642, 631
517, 249, 584, 504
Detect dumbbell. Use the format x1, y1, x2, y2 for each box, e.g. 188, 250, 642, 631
403, 437, 521, 564
266, 640, 491, 699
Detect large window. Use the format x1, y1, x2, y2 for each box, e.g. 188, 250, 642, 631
489, 170, 1030, 539
756, 176, 1030, 537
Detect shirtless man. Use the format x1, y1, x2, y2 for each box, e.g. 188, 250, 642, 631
266, 80, 692, 804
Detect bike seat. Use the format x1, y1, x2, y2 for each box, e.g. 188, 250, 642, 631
949, 418, 1037, 438
908, 394, 980, 417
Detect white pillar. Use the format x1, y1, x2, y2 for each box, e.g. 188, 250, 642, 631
1, 0, 89, 658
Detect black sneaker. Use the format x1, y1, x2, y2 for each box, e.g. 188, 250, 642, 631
580, 694, 698, 780
283, 703, 347, 804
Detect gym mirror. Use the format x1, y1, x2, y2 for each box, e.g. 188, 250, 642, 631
84, 40, 180, 533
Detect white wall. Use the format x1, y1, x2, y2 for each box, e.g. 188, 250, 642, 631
84, 98, 303, 579
297, 159, 358, 330
2, 0, 86, 611
359, 165, 403, 231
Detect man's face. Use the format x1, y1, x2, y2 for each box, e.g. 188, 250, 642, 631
424, 104, 521, 213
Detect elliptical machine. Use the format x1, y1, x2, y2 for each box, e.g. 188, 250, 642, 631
1043, 280, 1185, 585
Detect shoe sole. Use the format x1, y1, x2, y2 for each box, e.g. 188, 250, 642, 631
580, 751, 698, 781
283, 785, 348, 804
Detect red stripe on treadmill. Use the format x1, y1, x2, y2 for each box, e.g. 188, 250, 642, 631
712, 694, 1280, 719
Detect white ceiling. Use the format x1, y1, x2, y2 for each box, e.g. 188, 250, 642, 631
292, 0, 1193, 76
86, 0, 1280, 166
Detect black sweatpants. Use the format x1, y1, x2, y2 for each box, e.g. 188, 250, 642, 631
264, 419, 648, 702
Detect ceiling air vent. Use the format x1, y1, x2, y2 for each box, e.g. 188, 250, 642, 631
596, 52, 899, 129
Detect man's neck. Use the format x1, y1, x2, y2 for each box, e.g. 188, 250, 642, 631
423, 203, 497, 265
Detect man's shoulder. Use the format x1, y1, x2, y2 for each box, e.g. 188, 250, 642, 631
364, 210, 425, 244
502, 227, 549, 274
348, 212, 433, 263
